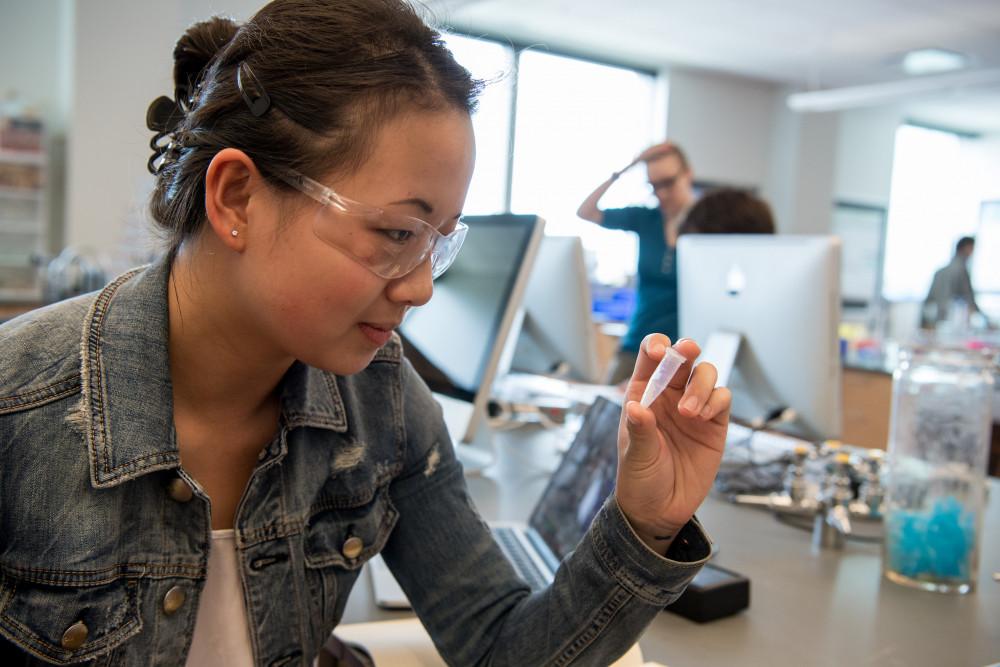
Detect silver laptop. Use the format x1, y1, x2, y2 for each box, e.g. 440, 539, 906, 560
369, 397, 623, 607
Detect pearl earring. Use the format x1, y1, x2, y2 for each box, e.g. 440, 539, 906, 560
231, 229, 239, 237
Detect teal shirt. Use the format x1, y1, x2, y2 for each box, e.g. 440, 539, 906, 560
603, 206, 677, 351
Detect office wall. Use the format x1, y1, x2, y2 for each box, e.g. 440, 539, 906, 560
771, 106, 838, 235
66, 0, 173, 255
0, 0, 73, 251
662, 67, 838, 235
832, 105, 900, 207
663, 67, 777, 190
64, 0, 264, 261
0, 0, 72, 128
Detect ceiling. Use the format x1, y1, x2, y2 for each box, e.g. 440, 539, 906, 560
431, 0, 1000, 132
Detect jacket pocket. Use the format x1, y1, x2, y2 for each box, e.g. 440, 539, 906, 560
303, 486, 398, 571
0, 573, 141, 665
303, 486, 399, 628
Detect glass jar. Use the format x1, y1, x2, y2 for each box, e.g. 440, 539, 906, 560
882, 344, 995, 594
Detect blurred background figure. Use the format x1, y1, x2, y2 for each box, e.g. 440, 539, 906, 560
678, 188, 776, 236
577, 141, 696, 384
920, 236, 984, 330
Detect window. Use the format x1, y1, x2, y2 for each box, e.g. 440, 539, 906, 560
974, 201, 1000, 318
443, 34, 659, 286
510, 50, 658, 285
441, 34, 514, 216
882, 124, 976, 302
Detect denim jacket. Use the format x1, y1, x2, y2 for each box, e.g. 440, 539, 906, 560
0, 256, 711, 666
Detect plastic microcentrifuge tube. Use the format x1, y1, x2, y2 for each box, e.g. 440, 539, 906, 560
640, 346, 687, 408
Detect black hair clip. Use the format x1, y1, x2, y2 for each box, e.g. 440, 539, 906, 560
146, 96, 187, 175
146, 95, 185, 134
237, 61, 271, 117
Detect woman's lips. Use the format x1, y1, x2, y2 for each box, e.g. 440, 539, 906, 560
358, 323, 394, 346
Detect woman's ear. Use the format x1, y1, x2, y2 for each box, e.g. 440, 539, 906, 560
204, 148, 262, 251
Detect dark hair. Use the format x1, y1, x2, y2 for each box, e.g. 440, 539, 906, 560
148, 0, 482, 252
678, 188, 775, 236
956, 236, 975, 253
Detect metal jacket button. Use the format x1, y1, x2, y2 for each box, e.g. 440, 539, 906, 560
167, 477, 193, 503
61, 621, 88, 649
342, 536, 364, 560
163, 586, 186, 615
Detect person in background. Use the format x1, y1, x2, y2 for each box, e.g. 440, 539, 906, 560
0, 1, 732, 664
677, 187, 776, 236
921, 236, 983, 329
578, 141, 696, 384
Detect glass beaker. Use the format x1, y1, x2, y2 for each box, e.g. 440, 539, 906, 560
882, 344, 994, 594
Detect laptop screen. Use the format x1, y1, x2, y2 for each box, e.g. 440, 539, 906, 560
528, 397, 623, 560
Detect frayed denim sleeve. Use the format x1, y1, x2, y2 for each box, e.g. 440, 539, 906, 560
382, 360, 714, 667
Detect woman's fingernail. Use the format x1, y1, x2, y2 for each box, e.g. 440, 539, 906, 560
626, 402, 640, 426
681, 396, 699, 413
650, 342, 665, 357
700, 405, 713, 419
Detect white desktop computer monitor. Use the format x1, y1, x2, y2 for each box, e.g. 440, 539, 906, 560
399, 214, 545, 446
677, 235, 842, 441
510, 235, 601, 383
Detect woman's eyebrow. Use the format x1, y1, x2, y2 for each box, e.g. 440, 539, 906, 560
388, 197, 434, 215
388, 198, 463, 225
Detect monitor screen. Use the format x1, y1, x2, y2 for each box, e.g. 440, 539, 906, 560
510, 235, 601, 383
399, 214, 544, 441
677, 235, 842, 441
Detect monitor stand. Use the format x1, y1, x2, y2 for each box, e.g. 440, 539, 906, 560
702, 331, 803, 436
700, 330, 742, 387
433, 392, 495, 476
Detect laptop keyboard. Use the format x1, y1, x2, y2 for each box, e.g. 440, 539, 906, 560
492, 526, 550, 591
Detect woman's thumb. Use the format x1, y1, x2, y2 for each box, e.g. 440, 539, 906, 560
623, 401, 660, 466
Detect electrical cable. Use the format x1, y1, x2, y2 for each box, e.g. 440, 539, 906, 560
714, 406, 805, 495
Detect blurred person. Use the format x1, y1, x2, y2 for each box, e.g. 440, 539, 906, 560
677, 188, 775, 236
578, 141, 696, 384
921, 236, 983, 329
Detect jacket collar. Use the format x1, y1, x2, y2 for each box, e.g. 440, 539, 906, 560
80, 254, 357, 489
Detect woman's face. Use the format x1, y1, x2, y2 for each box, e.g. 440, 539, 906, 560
236, 108, 476, 375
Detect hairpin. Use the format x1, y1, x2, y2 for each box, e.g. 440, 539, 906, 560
236, 61, 271, 117
146, 95, 187, 175
146, 95, 185, 135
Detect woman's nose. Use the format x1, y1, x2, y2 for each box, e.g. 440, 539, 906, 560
386, 258, 434, 307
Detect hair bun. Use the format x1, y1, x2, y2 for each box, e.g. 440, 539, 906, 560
173, 16, 239, 102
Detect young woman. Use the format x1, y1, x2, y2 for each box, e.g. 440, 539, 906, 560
0, 1, 731, 664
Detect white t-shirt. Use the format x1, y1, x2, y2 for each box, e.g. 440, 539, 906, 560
186, 530, 255, 666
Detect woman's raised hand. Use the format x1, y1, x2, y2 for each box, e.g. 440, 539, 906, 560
613, 334, 731, 554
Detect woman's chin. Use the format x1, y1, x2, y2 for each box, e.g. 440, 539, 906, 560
303, 350, 377, 376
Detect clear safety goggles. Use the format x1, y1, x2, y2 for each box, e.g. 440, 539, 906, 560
272, 168, 468, 280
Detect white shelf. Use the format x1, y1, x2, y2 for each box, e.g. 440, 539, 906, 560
0, 186, 43, 200
0, 149, 45, 166
0, 130, 47, 300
